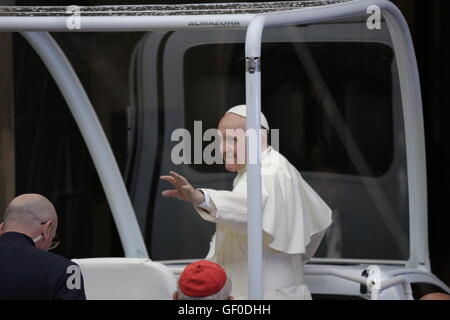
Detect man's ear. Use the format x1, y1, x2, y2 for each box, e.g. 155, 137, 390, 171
0, 222, 4, 234
172, 291, 179, 300
42, 220, 53, 240
228, 296, 234, 300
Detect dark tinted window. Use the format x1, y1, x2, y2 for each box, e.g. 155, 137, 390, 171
184, 42, 394, 177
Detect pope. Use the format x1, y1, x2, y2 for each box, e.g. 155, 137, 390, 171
161, 105, 332, 299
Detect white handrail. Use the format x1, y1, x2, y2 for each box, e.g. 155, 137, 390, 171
306, 267, 413, 300
306, 267, 369, 286
371, 276, 413, 300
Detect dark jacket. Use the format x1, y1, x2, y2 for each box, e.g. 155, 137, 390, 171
0, 232, 86, 300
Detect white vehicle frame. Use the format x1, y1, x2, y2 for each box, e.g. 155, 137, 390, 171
1, 0, 448, 299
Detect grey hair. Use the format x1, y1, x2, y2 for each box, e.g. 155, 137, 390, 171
177, 276, 232, 300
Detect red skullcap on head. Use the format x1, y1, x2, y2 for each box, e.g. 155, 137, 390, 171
179, 260, 227, 297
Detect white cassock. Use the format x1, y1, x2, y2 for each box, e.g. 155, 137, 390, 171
194, 146, 332, 300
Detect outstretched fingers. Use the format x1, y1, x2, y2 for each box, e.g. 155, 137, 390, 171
160, 175, 177, 185
162, 190, 178, 198
170, 171, 188, 185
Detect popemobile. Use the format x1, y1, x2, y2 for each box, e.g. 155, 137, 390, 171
0, 0, 449, 300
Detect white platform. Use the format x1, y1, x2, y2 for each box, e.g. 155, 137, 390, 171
72, 258, 177, 300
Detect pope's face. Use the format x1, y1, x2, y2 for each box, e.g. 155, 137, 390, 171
218, 114, 247, 172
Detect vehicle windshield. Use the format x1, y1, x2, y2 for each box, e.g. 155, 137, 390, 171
6, 15, 410, 262
137, 17, 410, 262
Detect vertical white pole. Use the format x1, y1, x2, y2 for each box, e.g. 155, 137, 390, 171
245, 15, 265, 300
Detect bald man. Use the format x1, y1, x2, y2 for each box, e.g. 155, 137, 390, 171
161, 105, 332, 299
420, 293, 450, 300
0, 194, 86, 300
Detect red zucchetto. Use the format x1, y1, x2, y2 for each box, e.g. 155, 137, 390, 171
179, 260, 227, 297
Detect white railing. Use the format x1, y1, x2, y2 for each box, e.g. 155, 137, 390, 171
305, 267, 413, 300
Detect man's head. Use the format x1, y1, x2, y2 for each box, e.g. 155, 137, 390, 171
173, 260, 233, 300
218, 105, 269, 172
0, 194, 58, 251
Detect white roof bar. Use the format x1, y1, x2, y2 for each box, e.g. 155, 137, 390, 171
0, 1, 354, 31
0, 1, 351, 16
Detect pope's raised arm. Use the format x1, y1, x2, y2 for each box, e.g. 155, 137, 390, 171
160, 171, 268, 235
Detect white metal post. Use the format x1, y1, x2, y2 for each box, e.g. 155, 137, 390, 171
21, 31, 148, 258
380, 1, 429, 270
245, 15, 265, 300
